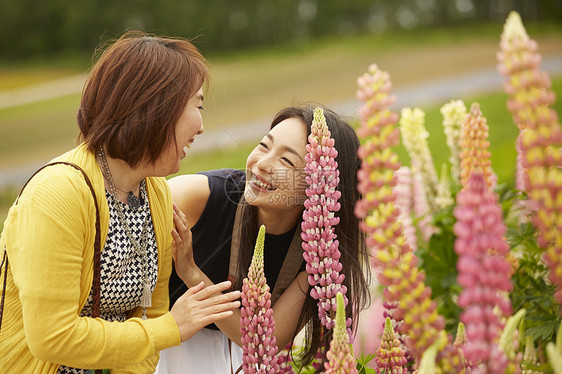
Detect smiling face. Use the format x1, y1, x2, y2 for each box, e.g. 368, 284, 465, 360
150, 88, 205, 176
244, 117, 308, 213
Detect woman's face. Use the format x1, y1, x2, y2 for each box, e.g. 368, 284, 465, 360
244, 117, 308, 211
151, 88, 204, 176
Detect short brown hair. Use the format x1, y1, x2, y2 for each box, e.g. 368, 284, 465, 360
78, 30, 209, 168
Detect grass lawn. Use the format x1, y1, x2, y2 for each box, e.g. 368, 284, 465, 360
0, 94, 81, 166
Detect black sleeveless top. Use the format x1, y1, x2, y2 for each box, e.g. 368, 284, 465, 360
168, 169, 303, 329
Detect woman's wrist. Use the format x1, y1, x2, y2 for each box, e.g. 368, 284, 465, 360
180, 263, 204, 288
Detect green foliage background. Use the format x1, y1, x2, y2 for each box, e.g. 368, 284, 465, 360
1, 0, 561, 63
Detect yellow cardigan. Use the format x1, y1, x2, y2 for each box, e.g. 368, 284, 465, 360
0, 144, 181, 373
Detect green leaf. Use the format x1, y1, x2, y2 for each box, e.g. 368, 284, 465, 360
356, 353, 377, 374
526, 320, 561, 341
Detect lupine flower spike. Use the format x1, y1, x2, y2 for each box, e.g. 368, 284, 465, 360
418, 334, 447, 374
355, 64, 402, 256
381, 289, 415, 368
459, 103, 495, 190
436, 163, 454, 210
451, 322, 470, 370
240, 225, 279, 374
521, 337, 540, 374
454, 171, 514, 373
324, 293, 358, 374
399, 107, 439, 212
499, 309, 526, 374
454, 322, 467, 349
441, 99, 468, 184
301, 107, 351, 334
276, 345, 295, 374
355, 64, 464, 371
373, 317, 408, 373
312, 347, 326, 372
498, 10, 562, 306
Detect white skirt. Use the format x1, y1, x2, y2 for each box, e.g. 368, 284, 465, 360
155, 328, 243, 374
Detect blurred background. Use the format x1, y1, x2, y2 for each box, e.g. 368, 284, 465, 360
1, 0, 562, 226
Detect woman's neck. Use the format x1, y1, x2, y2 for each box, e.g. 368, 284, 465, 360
98, 150, 146, 201
256, 206, 302, 235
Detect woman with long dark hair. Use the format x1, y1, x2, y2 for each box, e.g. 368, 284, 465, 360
158, 104, 370, 373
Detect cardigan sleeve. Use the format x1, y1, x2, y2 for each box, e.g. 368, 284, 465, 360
5, 167, 180, 370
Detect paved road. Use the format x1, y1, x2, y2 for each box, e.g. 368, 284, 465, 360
0, 74, 88, 110
1, 54, 561, 187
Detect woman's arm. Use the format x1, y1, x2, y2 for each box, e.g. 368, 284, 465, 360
167, 174, 210, 228
172, 206, 310, 349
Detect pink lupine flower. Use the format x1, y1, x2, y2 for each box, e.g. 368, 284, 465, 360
459, 103, 495, 190
497, 11, 551, 133
454, 171, 514, 373
240, 225, 279, 374
393, 167, 418, 250
355, 63, 465, 371
374, 245, 447, 361
301, 107, 351, 334
324, 293, 358, 374
498, 11, 562, 305
311, 347, 326, 372
381, 289, 415, 368
444, 322, 475, 372
399, 107, 439, 212
373, 317, 408, 373
276, 345, 295, 374
355, 64, 402, 255
441, 99, 468, 183
454, 322, 467, 350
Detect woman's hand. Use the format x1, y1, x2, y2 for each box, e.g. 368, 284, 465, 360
172, 202, 196, 283
170, 281, 241, 342
171, 203, 242, 342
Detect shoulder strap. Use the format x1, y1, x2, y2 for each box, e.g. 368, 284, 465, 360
0, 250, 7, 331
228, 198, 304, 305
270, 224, 303, 304
0, 161, 102, 334
226, 201, 244, 288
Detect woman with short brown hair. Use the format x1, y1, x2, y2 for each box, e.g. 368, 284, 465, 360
0, 31, 240, 374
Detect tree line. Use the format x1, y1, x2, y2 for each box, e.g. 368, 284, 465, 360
0, 0, 560, 62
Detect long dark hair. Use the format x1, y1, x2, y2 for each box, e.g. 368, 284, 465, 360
235, 104, 370, 370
